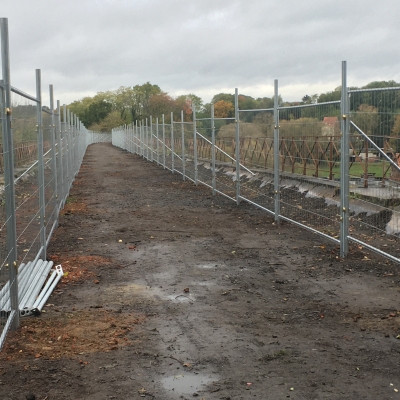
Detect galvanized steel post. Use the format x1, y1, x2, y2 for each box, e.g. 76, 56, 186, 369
145, 118, 149, 160
135, 120, 138, 155
273, 79, 280, 223
211, 103, 216, 196
162, 114, 166, 168
171, 112, 175, 173
156, 117, 159, 165
0, 18, 19, 330
63, 105, 69, 203
235, 88, 240, 205
49, 85, 58, 221
340, 61, 350, 258
56, 100, 63, 210
181, 110, 185, 180
149, 117, 153, 162
193, 105, 198, 184
36, 70, 46, 260
141, 120, 144, 158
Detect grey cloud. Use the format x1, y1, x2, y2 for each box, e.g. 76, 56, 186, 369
2, 0, 400, 105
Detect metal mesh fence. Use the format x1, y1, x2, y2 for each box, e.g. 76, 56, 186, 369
11, 94, 42, 267
348, 87, 400, 258
0, 16, 114, 351
112, 80, 400, 266
273, 102, 341, 239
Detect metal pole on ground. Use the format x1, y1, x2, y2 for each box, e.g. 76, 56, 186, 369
181, 110, 185, 180
273, 79, 280, 223
193, 105, 198, 185
211, 103, 216, 196
0, 17, 19, 330
36, 70, 46, 260
235, 88, 240, 205
340, 61, 350, 258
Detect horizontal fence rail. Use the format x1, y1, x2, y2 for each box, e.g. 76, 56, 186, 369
0, 18, 112, 350
112, 62, 400, 269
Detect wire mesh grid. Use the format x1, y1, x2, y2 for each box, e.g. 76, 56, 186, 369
273, 102, 342, 238
55, 111, 63, 208
11, 94, 42, 266
42, 111, 58, 242
112, 85, 400, 263
60, 121, 69, 203
348, 87, 400, 257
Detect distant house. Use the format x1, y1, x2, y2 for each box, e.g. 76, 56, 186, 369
322, 117, 339, 136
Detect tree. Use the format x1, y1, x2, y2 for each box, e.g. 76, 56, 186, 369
214, 100, 234, 118
148, 93, 175, 121
82, 100, 112, 127
89, 110, 125, 132
317, 88, 341, 103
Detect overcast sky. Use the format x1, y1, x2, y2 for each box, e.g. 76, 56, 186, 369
2, 0, 400, 106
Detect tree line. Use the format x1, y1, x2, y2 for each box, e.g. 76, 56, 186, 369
68, 80, 400, 145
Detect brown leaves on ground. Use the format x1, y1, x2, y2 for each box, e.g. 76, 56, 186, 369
347, 310, 400, 334
48, 255, 111, 286
60, 199, 88, 215
0, 310, 145, 361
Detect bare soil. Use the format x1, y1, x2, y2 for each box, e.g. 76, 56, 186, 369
1, 142, 400, 400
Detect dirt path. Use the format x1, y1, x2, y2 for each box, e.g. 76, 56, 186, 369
1, 143, 400, 400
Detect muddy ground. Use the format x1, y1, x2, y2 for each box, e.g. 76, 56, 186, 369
1, 142, 400, 400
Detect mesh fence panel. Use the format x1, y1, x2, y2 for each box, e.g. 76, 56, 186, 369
112, 85, 400, 264
348, 87, 400, 258
11, 94, 42, 266
42, 111, 57, 242
276, 102, 341, 237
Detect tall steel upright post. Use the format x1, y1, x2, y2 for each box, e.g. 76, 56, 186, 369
273, 79, 280, 223
145, 118, 149, 160
130, 123, 133, 154
72, 113, 76, 175
162, 114, 166, 168
156, 117, 159, 165
62, 105, 67, 202
135, 120, 138, 155
67, 108, 72, 191
193, 105, 198, 184
235, 88, 240, 204
0, 18, 19, 330
149, 116, 153, 162
56, 100, 63, 211
49, 85, 58, 223
139, 121, 143, 157
211, 103, 216, 195
36, 70, 46, 260
181, 110, 185, 180
171, 112, 175, 173
63, 105, 69, 203
340, 61, 350, 258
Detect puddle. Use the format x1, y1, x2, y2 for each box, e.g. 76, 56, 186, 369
197, 264, 217, 269
161, 372, 216, 396
166, 294, 195, 302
